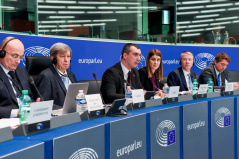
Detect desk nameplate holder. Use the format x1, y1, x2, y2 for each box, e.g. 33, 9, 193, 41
222, 91, 233, 96
178, 94, 193, 102
162, 97, 178, 104
145, 99, 162, 107
13, 120, 50, 136
51, 112, 81, 129
0, 127, 13, 143
207, 92, 221, 98
127, 102, 146, 110
193, 93, 207, 99
80, 109, 105, 120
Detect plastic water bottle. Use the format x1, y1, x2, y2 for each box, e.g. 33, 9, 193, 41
19, 90, 31, 124
125, 86, 133, 105
224, 31, 229, 44
192, 79, 198, 95
76, 90, 87, 115
207, 78, 213, 92
163, 83, 169, 98
215, 32, 220, 44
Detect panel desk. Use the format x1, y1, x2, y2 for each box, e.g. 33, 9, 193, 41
4, 95, 239, 159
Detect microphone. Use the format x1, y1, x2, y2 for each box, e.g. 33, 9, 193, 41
28, 76, 44, 101
93, 72, 105, 105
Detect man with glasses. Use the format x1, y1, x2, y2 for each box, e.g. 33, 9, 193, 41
0, 37, 39, 118
167, 51, 196, 92
198, 52, 239, 90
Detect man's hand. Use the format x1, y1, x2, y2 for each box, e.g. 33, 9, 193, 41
233, 82, 239, 90
36, 98, 41, 102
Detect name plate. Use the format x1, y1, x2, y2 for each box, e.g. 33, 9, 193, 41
169, 86, 179, 98
132, 89, 145, 104
85, 94, 104, 111
28, 100, 53, 124
225, 82, 233, 92
198, 84, 208, 94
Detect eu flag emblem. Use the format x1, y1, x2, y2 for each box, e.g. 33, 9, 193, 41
167, 129, 176, 145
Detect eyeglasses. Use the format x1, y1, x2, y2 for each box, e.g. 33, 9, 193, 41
6, 51, 24, 60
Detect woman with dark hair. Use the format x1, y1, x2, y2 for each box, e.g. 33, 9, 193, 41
138, 49, 164, 91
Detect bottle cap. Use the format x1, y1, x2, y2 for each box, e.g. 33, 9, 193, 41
22, 90, 28, 95
208, 78, 211, 81
79, 90, 83, 93
193, 79, 197, 82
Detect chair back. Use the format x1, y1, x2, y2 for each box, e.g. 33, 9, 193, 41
78, 80, 102, 94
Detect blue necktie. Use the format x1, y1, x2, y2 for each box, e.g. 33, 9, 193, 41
188, 73, 192, 90
61, 76, 69, 90
218, 73, 221, 86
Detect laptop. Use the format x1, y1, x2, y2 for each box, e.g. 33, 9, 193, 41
59, 82, 89, 115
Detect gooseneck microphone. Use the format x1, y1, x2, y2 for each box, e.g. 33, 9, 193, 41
28, 76, 44, 101
93, 72, 105, 105
123, 80, 135, 89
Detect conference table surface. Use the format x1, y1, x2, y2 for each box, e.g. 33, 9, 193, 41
2, 94, 238, 159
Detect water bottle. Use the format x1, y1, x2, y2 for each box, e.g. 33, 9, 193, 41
224, 31, 229, 44
192, 79, 198, 95
207, 78, 213, 92
162, 83, 169, 98
76, 90, 87, 115
19, 90, 31, 124
125, 86, 133, 105
215, 32, 220, 44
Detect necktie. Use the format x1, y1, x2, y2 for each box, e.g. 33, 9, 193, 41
8, 71, 22, 97
61, 75, 69, 90
218, 73, 221, 86
188, 73, 192, 90
127, 71, 131, 87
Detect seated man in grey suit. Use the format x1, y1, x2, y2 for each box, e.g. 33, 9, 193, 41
0, 37, 40, 118
167, 51, 196, 92
36, 43, 77, 109
198, 52, 239, 90
100, 43, 144, 104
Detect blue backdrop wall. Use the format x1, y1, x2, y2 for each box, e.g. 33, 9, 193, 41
0, 32, 238, 81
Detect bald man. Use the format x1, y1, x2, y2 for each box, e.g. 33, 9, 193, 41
0, 37, 37, 118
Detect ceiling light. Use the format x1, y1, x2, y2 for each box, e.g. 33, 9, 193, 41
38, 25, 57, 28
181, 33, 201, 37
185, 29, 205, 32
196, 14, 219, 18
78, 1, 108, 4
192, 19, 214, 23
38, 30, 50, 32
182, 1, 210, 5
98, 6, 126, 9
177, 21, 191, 24
205, 26, 225, 30
67, 6, 96, 9
188, 24, 209, 28
49, 16, 75, 19
210, 21, 231, 25
201, 9, 226, 13
58, 11, 85, 14
128, 6, 157, 9
87, 11, 113, 14
110, 2, 140, 5
83, 23, 106, 26
233, 20, 239, 23
177, 26, 188, 29
38, 11, 57, 14
178, 6, 204, 10
177, 11, 199, 15
40, 20, 66, 24
38, 5, 66, 9
115, 11, 142, 14
51, 29, 73, 32
216, 16, 238, 21
67, 20, 92, 23
206, 3, 233, 8
59, 24, 82, 28
45, 1, 76, 4
93, 19, 117, 22
228, 7, 239, 11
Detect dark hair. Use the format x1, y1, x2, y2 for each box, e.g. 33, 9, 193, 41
214, 52, 231, 63
121, 43, 140, 59
146, 49, 163, 80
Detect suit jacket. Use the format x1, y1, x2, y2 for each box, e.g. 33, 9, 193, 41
198, 63, 230, 88
35, 65, 77, 109
0, 65, 34, 118
100, 62, 143, 104
138, 67, 164, 91
167, 67, 197, 92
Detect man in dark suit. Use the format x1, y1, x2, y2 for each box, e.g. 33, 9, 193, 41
0, 37, 39, 118
100, 43, 144, 104
36, 43, 77, 109
198, 52, 239, 90
167, 51, 197, 92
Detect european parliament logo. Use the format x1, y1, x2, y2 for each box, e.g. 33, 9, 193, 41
215, 107, 231, 128
155, 120, 176, 147
69, 147, 98, 159
23, 46, 50, 66
119, 54, 146, 70
195, 53, 215, 70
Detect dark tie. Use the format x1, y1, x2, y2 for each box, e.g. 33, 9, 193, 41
127, 71, 131, 87
218, 73, 221, 86
8, 71, 22, 97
